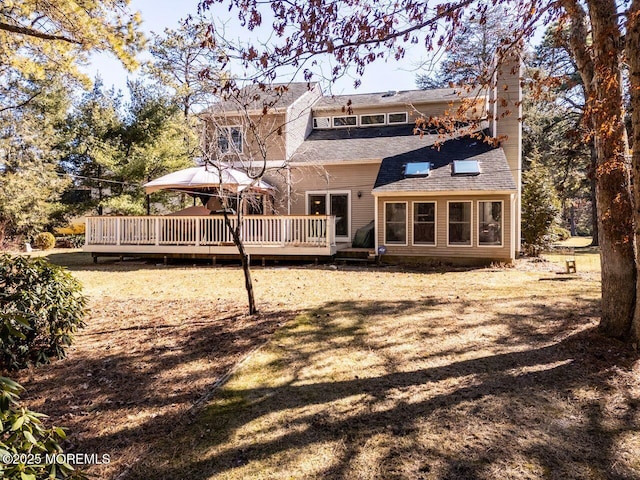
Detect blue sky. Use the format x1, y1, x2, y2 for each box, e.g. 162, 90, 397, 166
85, 0, 430, 96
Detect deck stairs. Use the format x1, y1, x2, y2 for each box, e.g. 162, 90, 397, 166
334, 248, 377, 264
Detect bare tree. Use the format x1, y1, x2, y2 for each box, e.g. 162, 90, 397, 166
199, 82, 305, 315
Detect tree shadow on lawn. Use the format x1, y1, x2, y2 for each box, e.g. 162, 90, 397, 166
13, 299, 295, 479
128, 295, 640, 479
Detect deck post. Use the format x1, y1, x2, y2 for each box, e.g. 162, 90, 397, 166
281, 218, 286, 247
195, 218, 201, 247
116, 218, 121, 246
155, 218, 160, 246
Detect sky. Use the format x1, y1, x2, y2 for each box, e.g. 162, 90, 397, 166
85, 0, 431, 96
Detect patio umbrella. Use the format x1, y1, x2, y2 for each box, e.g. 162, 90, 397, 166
143, 165, 275, 195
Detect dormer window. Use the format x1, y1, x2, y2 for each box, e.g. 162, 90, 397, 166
313, 117, 331, 129
333, 115, 357, 128
360, 114, 385, 126
404, 162, 431, 177
452, 159, 481, 176
388, 112, 408, 124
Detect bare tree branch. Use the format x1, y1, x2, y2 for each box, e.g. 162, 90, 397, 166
0, 21, 81, 44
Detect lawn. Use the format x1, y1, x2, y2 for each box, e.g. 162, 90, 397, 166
543, 236, 601, 273
12, 250, 640, 479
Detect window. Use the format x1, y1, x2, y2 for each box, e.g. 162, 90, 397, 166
307, 192, 350, 239
413, 202, 436, 245
404, 162, 431, 177
388, 112, 408, 124
246, 195, 264, 215
478, 201, 502, 246
218, 126, 243, 153
385, 202, 407, 245
313, 117, 331, 129
360, 114, 385, 126
333, 116, 357, 128
452, 159, 481, 175
448, 201, 472, 246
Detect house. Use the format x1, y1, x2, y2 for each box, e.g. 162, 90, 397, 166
84, 53, 522, 264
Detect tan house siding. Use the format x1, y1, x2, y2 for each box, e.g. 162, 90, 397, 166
313, 99, 486, 126
249, 113, 287, 161
203, 113, 287, 162
289, 163, 381, 240
376, 193, 514, 262
491, 49, 523, 252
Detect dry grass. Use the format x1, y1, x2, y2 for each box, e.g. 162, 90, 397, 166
11, 251, 640, 479
544, 237, 601, 273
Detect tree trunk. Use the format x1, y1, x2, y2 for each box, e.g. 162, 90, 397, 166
589, 143, 599, 246
588, 0, 636, 339
625, 0, 640, 343
223, 209, 257, 315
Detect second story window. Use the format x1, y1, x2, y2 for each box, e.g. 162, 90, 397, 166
388, 112, 408, 124
218, 126, 243, 153
360, 113, 385, 126
333, 115, 357, 128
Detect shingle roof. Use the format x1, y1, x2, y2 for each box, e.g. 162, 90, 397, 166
373, 133, 517, 193
313, 87, 478, 111
290, 124, 516, 193
291, 124, 429, 163
215, 82, 317, 112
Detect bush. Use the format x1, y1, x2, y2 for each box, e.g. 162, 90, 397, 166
33, 232, 56, 250
0, 376, 87, 479
55, 235, 85, 249
0, 254, 88, 370
551, 225, 571, 242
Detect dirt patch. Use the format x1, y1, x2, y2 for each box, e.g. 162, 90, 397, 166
14, 297, 292, 479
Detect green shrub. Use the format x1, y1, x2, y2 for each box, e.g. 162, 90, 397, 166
0, 254, 88, 371
55, 235, 85, 249
0, 376, 87, 479
551, 225, 571, 242
33, 232, 56, 250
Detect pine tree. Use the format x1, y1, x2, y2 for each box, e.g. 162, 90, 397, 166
521, 149, 561, 256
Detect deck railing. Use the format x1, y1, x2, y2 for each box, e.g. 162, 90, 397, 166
85, 215, 336, 248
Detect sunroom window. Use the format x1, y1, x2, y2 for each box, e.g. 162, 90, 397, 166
478, 201, 502, 246
413, 202, 436, 245
448, 201, 472, 246
385, 202, 407, 244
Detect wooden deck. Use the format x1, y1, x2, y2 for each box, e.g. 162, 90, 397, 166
84, 214, 338, 261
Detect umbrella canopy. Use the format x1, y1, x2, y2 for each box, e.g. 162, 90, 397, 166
143, 165, 275, 195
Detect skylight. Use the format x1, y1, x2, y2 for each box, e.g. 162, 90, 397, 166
452, 160, 481, 176
404, 162, 431, 177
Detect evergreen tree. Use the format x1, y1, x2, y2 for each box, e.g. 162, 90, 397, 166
0, 76, 71, 240
415, 5, 513, 89
119, 80, 195, 215
521, 149, 561, 256
60, 77, 124, 215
